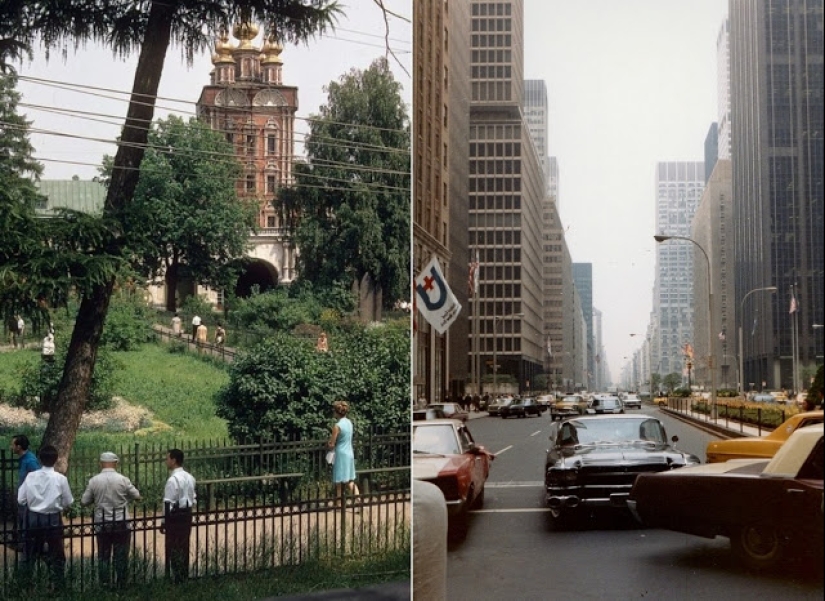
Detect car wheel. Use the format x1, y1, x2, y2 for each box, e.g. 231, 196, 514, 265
449, 501, 471, 541
731, 523, 784, 570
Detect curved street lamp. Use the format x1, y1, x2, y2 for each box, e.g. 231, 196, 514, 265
654, 234, 717, 419
738, 286, 777, 395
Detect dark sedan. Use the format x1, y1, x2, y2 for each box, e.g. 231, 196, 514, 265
501, 397, 541, 418
629, 423, 823, 570
544, 415, 700, 527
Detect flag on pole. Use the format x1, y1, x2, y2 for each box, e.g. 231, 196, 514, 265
789, 292, 798, 314
415, 256, 461, 334
468, 253, 479, 297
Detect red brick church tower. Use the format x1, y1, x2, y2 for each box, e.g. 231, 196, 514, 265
197, 23, 298, 290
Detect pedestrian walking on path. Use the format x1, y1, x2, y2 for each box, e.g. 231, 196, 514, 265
171, 313, 182, 337
328, 400, 360, 507
81, 452, 142, 589
162, 448, 197, 583
191, 315, 201, 342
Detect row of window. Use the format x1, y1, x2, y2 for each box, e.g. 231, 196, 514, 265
469, 177, 522, 193
470, 141, 522, 155
470, 159, 521, 175
471, 3, 513, 17
471, 17, 512, 32
471, 34, 513, 48
472, 81, 513, 103
472, 65, 513, 79
471, 49, 512, 64
469, 194, 523, 211
469, 229, 522, 245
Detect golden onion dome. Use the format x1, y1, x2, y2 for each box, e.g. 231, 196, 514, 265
212, 30, 235, 64
260, 35, 283, 64
232, 21, 260, 50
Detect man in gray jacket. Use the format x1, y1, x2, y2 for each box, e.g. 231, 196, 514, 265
81, 452, 141, 589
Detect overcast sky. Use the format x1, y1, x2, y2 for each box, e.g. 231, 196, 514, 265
524, 0, 728, 380
16, 1, 411, 180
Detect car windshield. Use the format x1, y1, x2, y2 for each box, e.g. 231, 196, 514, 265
561, 396, 580, 403
558, 418, 666, 446
413, 424, 461, 455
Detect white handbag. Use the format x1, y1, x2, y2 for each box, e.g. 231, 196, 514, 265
325, 451, 335, 465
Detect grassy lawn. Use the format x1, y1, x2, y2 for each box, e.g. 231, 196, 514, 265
0, 343, 230, 447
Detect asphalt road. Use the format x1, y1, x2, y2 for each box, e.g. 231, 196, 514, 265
447, 406, 824, 600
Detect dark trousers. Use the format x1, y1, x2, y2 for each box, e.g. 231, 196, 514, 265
96, 522, 131, 588
165, 508, 192, 583
22, 511, 65, 589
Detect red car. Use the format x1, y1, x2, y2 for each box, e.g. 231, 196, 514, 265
413, 419, 494, 538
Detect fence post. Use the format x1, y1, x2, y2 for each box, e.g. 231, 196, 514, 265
134, 442, 140, 488
757, 407, 762, 436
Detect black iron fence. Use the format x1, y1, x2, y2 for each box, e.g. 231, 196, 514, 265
1, 432, 410, 519
0, 485, 410, 597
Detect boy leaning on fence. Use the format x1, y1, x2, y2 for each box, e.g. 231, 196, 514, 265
162, 448, 197, 583
81, 452, 142, 590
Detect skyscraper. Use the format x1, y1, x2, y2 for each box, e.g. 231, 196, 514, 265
652, 162, 706, 380
730, 0, 824, 391
716, 18, 731, 160
524, 80, 551, 194
573, 263, 594, 390
468, 0, 545, 392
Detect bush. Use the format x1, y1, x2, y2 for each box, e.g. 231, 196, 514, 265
216, 322, 409, 441
672, 387, 691, 398
100, 289, 156, 351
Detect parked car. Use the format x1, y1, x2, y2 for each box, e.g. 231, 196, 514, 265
487, 396, 513, 417
412, 407, 448, 421
536, 394, 554, 412
654, 395, 669, 407
501, 397, 541, 418
629, 423, 824, 570
706, 410, 824, 463
622, 394, 642, 409
550, 394, 588, 420
590, 395, 624, 414
429, 402, 469, 422
749, 393, 775, 403
413, 419, 494, 538
544, 415, 700, 527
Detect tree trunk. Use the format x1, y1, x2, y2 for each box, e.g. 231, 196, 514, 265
165, 261, 178, 313
42, 1, 175, 473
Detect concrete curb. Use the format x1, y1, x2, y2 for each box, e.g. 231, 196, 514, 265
263, 580, 410, 600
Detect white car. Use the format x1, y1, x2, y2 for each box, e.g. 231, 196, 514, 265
623, 394, 642, 409
590, 395, 624, 414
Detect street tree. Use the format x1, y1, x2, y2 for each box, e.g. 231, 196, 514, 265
280, 57, 410, 308
662, 372, 682, 394
650, 372, 662, 393
107, 115, 257, 312
2, 1, 339, 471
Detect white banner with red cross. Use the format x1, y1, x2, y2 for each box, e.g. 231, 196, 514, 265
415, 256, 461, 335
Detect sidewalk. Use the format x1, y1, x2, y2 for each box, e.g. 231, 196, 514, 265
657, 403, 776, 439
265, 581, 410, 601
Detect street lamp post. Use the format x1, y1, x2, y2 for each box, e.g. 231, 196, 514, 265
654, 234, 717, 419
738, 286, 778, 396
492, 312, 523, 396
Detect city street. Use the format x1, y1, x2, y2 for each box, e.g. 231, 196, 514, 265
447, 407, 824, 600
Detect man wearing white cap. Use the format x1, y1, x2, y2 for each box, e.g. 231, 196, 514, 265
81, 451, 141, 589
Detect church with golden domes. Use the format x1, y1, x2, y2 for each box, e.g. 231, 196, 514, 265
196, 23, 299, 299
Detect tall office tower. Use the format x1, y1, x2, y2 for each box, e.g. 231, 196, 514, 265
691, 160, 734, 390
717, 18, 731, 160
524, 80, 551, 193
197, 24, 298, 302
548, 156, 560, 210
730, 0, 824, 391
573, 263, 594, 390
704, 123, 718, 185
652, 162, 706, 380
592, 307, 605, 391
468, 0, 545, 392
543, 197, 565, 390
413, 0, 471, 403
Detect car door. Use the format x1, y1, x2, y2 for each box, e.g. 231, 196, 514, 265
458, 425, 488, 496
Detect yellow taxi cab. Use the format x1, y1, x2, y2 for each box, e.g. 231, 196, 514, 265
654, 395, 668, 407
705, 410, 824, 463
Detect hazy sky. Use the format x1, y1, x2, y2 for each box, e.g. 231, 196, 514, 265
524, 0, 729, 379
16, 1, 411, 180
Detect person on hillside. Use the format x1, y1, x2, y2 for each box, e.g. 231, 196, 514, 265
191, 315, 201, 342
171, 313, 182, 337
17, 445, 73, 591
41, 332, 55, 362
328, 400, 360, 507
215, 324, 226, 347
195, 322, 208, 347
6, 315, 18, 347
16, 315, 25, 347
81, 452, 141, 589
315, 331, 329, 352
10, 435, 41, 551
162, 449, 196, 583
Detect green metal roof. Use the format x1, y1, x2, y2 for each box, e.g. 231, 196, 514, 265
35, 179, 107, 216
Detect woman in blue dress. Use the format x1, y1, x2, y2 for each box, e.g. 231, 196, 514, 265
328, 400, 360, 503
